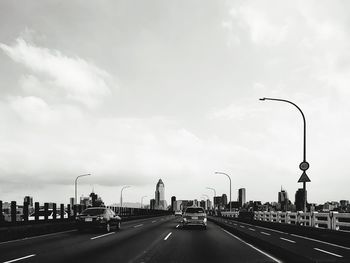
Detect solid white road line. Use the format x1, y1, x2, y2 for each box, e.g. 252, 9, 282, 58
221, 229, 282, 263
291, 234, 350, 250
248, 228, 256, 231
3, 254, 36, 263
261, 232, 271, 236
134, 224, 143, 228
0, 230, 77, 245
90, 232, 115, 240
280, 237, 296, 244
164, 232, 172, 240
314, 248, 343, 258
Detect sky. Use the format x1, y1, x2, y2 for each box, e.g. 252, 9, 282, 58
1, 0, 350, 206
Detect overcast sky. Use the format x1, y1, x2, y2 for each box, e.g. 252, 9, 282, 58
1, 0, 350, 206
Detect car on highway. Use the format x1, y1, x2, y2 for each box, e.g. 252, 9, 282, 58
76, 207, 121, 232
174, 210, 182, 217
28, 209, 68, 221
181, 206, 207, 229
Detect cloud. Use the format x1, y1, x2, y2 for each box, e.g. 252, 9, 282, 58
225, 2, 291, 46
0, 38, 112, 108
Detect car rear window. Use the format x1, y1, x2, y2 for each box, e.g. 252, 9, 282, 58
81, 208, 106, 216
185, 208, 204, 213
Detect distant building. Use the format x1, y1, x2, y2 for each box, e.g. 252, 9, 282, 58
150, 199, 156, 210
295, 188, 307, 211
238, 188, 246, 208
171, 196, 176, 211
206, 199, 212, 210
200, 200, 206, 210
173, 200, 196, 211
80, 196, 90, 206
278, 187, 289, 211
323, 201, 339, 212
155, 179, 167, 210
69, 197, 75, 207
23, 196, 33, 207
340, 200, 349, 212
222, 194, 227, 207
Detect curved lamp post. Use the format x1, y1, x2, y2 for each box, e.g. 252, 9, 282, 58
120, 186, 131, 207
259, 97, 311, 212
141, 195, 147, 208
75, 174, 91, 205
206, 187, 216, 210
215, 172, 232, 212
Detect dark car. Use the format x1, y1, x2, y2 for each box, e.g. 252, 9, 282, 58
76, 207, 121, 232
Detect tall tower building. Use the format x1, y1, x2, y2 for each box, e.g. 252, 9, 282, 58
155, 179, 166, 210
295, 188, 306, 211
171, 196, 176, 211
278, 187, 289, 211
238, 188, 246, 208
23, 196, 33, 207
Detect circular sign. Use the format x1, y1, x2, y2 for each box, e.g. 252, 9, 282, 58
299, 161, 310, 171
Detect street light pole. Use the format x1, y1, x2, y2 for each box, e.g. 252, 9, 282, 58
141, 195, 147, 209
206, 187, 216, 210
75, 174, 91, 205
201, 194, 210, 211
120, 186, 131, 207
259, 97, 311, 212
215, 172, 232, 212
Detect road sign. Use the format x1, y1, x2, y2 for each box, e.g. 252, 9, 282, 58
299, 161, 310, 171
298, 171, 311, 183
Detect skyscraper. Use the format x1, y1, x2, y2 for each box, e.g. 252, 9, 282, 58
171, 196, 176, 211
238, 188, 246, 208
155, 179, 167, 210
295, 188, 306, 211
23, 196, 33, 207
278, 187, 289, 211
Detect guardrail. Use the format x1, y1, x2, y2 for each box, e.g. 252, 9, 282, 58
0, 200, 171, 226
221, 210, 350, 232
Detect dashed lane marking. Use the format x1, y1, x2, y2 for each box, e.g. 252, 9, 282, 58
261, 232, 271, 236
164, 232, 172, 240
176, 224, 179, 228
221, 229, 281, 263
152, 220, 157, 223
291, 234, 350, 250
280, 237, 296, 244
134, 224, 143, 228
91, 232, 115, 240
248, 228, 256, 231
3, 254, 36, 263
314, 248, 343, 258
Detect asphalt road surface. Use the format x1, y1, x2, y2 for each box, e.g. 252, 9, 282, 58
0, 216, 280, 263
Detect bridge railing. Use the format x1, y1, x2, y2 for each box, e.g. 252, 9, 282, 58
0, 200, 171, 226
251, 211, 350, 232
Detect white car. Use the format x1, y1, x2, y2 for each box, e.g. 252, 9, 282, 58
182, 207, 207, 229
29, 209, 68, 221
174, 211, 182, 216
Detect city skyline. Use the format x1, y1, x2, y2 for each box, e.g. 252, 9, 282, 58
1, 1, 350, 205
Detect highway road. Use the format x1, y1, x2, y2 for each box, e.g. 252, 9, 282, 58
212, 216, 350, 262
0, 215, 280, 263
